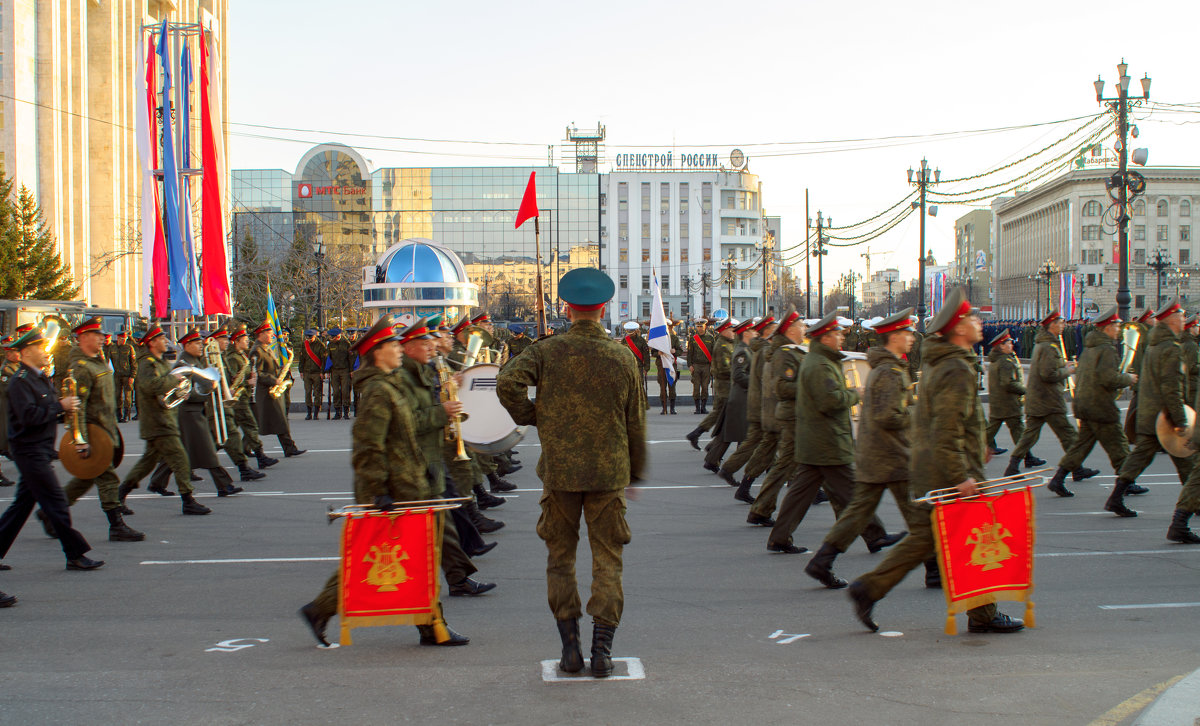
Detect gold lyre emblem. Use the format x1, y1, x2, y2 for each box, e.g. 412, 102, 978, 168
362, 544, 411, 592
965, 504, 1014, 571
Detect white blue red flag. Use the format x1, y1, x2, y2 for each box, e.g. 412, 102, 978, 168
647, 269, 676, 385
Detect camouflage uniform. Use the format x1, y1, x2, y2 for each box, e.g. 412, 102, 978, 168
1181, 328, 1199, 407
108, 340, 137, 420
328, 337, 353, 416
1007, 330, 1077, 463
856, 335, 998, 628
1117, 324, 1194, 485
749, 341, 802, 519
743, 335, 785, 482
507, 332, 533, 358
985, 347, 1026, 450
496, 319, 646, 627
120, 353, 194, 496
719, 336, 769, 478
1058, 330, 1134, 472
623, 332, 652, 409
63, 346, 125, 511
688, 329, 716, 412
300, 336, 327, 416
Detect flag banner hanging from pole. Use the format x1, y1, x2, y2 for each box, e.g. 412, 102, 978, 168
1058, 272, 1077, 318
514, 171, 539, 229
156, 20, 194, 313
647, 269, 676, 385
179, 42, 202, 315
265, 277, 284, 362
930, 272, 948, 314
338, 509, 442, 646
199, 25, 230, 315
931, 487, 1037, 635
136, 31, 168, 317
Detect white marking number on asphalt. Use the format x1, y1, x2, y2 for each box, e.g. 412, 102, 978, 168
205, 638, 269, 653
768, 629, 810, 644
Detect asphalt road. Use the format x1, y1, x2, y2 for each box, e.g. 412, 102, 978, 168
1, 405, 1198, 725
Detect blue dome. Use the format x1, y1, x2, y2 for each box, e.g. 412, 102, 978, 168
382, 240, 467, 284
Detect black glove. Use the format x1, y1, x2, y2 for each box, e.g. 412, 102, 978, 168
374, 495, 397, 512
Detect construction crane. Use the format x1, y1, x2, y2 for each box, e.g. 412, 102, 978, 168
860, 246, 876, 278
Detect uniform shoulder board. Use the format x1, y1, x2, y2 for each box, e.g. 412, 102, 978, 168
782, 343, 804, 350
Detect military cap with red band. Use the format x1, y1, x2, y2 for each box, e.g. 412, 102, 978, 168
1, 334, 15, 349
990, 329, 1012, 346
715, 318, 735, 333
873, 307, 917, 336
353, 317, 400, 355
177, 328, 202, 346
1155, 298, 1184, 320
1091, 306, 1121, 328
471, 313, 490, 325
451, 316, 471, 336
558, 267, 614, 311
15, 323, 35, 335
138, 325, 166, 346
1137, 308, 1155, 324
926, 286, 976, 336
1039, 309, 1061, 327
230, 324, 248, 341
807, 311, 845, 339
775, 311, 802, 335
733, 319, 755, 334
753, 316, 776, 332
399, 317, 435, 344
251, 321, 273, 337
72, 316, 103, 336
207, 326, 230, 339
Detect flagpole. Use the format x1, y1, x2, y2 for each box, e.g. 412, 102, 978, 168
534, 216, 547, 337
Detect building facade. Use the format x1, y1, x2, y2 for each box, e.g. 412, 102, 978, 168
0, 0, 230, 309
954, 208, 993, 309
861, 268, 905, 314
993, 168, 1200, 319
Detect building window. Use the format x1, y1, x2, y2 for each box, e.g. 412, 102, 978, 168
1183, 200, 1192, 217
680, 275, 688, 291
641, 249, 650, 263
661, 276, 669, 293
1182, 225, 1191, 242
1082, 225, 1100, 240
661, 223, 670, 242
661, 247, 669, 262
1135, 200, 1146, 216
1083, 200, 1102, 217
1158, 200, 1169, 217
703, 222, 712, 241
1134, 225, 1146, 241
680, 247, 688, 262
681, 300, 690, 316
1158, 225, 1169, 242
703, 247, 712, 262
680, 183, 689, 214
1136, 272, 1146, 288
619, 274, 628, 289
1134, 248, 1146, 264
1087, 273, 1097, 286
680, 222, 689, 240
619, 248, 628, 262
641, 183, 651, 211
641, 275, 649, 291
701, 183, 712, 213
1135, 294, 1145, 308
1182, 248, 1191, 265
641, 302, 650, 318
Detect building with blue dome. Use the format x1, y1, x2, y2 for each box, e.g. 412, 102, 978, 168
362, 238, 479, 323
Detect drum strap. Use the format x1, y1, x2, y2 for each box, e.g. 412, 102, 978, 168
692, 335, 711, 363
624, 336, 643, 362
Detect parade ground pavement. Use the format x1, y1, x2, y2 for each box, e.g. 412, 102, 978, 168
2, 405, 1198, 725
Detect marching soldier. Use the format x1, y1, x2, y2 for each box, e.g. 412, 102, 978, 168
849, 287, 1025, 634
1003, 311, 1099, 481
621, 321, 652, 410
687, 318, 715, 414
686, 318, 735, 451
805, 309, 932, 589
746, 312, 806, 526
721, 317, 775, 497
1049, 307, 1136, 500
733, 317, 784, 504
446, 316, 511, 515
0, 336, 19, 487
327, 327, 352, 419
497, 267, 646, 678
0, 325, 104, 574
148, 329, 242, 497
61, 317, 144, 541
985, 330, 1024, 457
1182, 315, 1200, 405
298, 317, 470, 648
224, 325, 279, 471
251, 323, 306, 458
108, 330, 137, 422
300, 328, 327, 420
207, 328, 264, 482
705, 320, 757, 473
117, 325, 211, 515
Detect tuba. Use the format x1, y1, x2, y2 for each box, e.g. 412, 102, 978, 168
461, 326, 494, 368
204, 338, 230, 445
1119, 323, 1141, 374
161, 364, 219, 408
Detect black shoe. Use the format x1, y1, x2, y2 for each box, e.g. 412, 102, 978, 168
847, 581, 879, 632
118, 504, 135, 516
190, 473, 202, 482
181, 494, 212, 515
35, 509, 58, 539
866, 531, 907, 554
147, 482, 176, 496
418, 626, 470, 646
487, 473, 517, 493
256, 453, 280, 468
747, 513, 775, 527
105, 509, 145, 542
496, 460, 522, 476
557, 619, 584, 673
988, 447, 1008, 456
475, 486, 506, 510
334, 410, 343, 420
670, 404, 677, 414
924, 559, 942, 589
967, 613, 1025, 633
718, 468, 738, 487
1072, 467, 1100, 482
703, 462, 720, 474
66, 556, 105, 571
1003, 458, 1020, 477
734, 479, 755, 504
813, 489, 828, 505
218, 486, 244, 497
465, 541, 498, 557
804, 544, 848, 589
1106, 501, 1138, 517
304, 409, 312, 421
298, 603, 331, 647
1024, 455, 1046, 467
284, 449, 307, 458
590, 622, 616, 678
686, 429, 702, 450
0, 474, 14, 487
0, 591, 15, 607
0, 563, 10, 571
239, 466, 265, 482
1126, 483, 1149, 495
1105, 479, 1138, 517
449, 577, 496, 596
1047, 467, 1074, 497
767, 542, 808, 554
1167, 509, 1200, 544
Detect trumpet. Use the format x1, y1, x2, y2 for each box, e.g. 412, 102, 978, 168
204, 338, 230, 446
914, 470, 1051, 505
269, 345, 295, 399
61, 374, 85, 446
436, 354, 471, 462
1056, 334, 1076, 397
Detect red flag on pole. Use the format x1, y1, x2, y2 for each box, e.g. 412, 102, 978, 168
514, 171, 539, 229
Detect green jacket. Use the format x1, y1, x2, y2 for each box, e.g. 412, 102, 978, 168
986, 348, 1025, 419
1026, 330, 1070, 417
135, 353, 181, 440
759, 335, 786, 433
496, 319, 646, 492
745, 337, 768, 424
507, 334, 533, 358
1181, 332, 1199, 406
1130, 322, 1150, 375
687, 331, 716, 367
711, 335, 735, 397
107, 342, 136, 377
1137, 323, 1186, 436
856, 347, 913, 483
350, 365, 429, 504
1072, 329, 1135, 424
66, 346, 119, 445
794, 340, 859, 466
327, 338, 352, 370
398, 356, 450, 496
299, 338, 327, 375
624, 333, 651, 371
773, 344, 804, 423
909, 335, 986, 499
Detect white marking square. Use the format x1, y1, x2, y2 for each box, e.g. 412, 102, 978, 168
540, 657, 645, 682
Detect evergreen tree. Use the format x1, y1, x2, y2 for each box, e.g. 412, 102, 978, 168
0, 183, 78, 300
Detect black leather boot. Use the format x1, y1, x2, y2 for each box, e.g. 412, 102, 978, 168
334, 408, 342, 420
1003, 457, 1021, 477
1072, 467, 1100, 482
305, 407, 312, 421
298, 603, 331, 647
847, 581, 879, 632
804, 543, 847, 589
701, 401, 708, 414
1167, 509, 1200, 544
590, 622, 616, 678
180, 494, 212, 516
496, 458, 522, 476
557, 619, 584, 673
1047, 467, 1074, 497
924, 558, 942, 588
256, 450, 279, 468
693, 400, 701, 414
685, 428, 702, 450
473, 483, 506, 509
239, 464, 265, 481
718, 468, 738, 487
487, 472, 517, 493
670, 401, 676, 414
464, 499, 505, 533
734, 477, 755, 504
1104, 479, 1138, 517
106, 508, 145, 542
1024, 453, 1046, 467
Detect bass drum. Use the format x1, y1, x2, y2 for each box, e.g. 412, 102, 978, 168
458, 363, 526, 454
841, 351, 871, 435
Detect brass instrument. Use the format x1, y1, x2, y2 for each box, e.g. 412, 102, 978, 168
461, 326, 493, 368
268, 345, 295, 399
41, 317, 63, 377
1156, 406, 1197, 458
204, 338, 230, 446
436, 354, 471, 461
914, 470, 1051, 505
160, 364, 219, 408
228, 357, 253, 400
1119, 323, 1142, 373
1057, 334, 1076, 397
61, 374, 85, 447
58, 373, 115, 479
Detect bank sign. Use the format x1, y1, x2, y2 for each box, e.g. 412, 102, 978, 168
297, 182, 368, 198
613, 149, 745, 172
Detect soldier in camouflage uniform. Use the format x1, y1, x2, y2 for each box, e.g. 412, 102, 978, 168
117, 325, 211, 516
686, 319, 735, 450
0, 336, 19, 487
497, 267, 646, 679
299, 329, 327, 420
506, 325, 533, 358
108, 330, 137, 422
687, 319, 715, 414
1048, 307, 1136, 500
747, 313, 806, 526
61, 318, 144, 541
985, 330, 1024, 457
849, 287, 1025, 634
298, 317, 470, 648
1182, 315, 1199, 406
721, 317, 776, 498
621, 321, 652, 410
326, 328, 352, 419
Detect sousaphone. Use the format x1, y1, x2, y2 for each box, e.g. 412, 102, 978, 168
59, 424, 117, 479
1156, 405, 1196, 458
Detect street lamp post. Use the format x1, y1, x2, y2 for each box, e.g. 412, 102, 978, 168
1148, 248, 1173, 307
1037, 258, 1059, 315
811, 212, 829, 315
908, 159, 940, 332
311, 233, 326, 329
1095, 59, 1152, 322
883, 269, 898, 314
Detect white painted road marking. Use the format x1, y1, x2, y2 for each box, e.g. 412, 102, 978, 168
206, 638, 269, 652
1098, 602, 1200, 610
1037, 549, 1200, 558
540, 657, 645, 682
768, 630, 811, 644
141, 557, 337, 565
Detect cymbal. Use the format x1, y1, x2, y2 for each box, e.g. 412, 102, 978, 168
1156, 405, 1197, 458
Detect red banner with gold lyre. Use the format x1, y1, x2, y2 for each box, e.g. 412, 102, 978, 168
931, 487, 1036, 635
338, 508, 443, 645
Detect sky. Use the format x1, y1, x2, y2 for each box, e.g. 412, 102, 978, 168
226, 0, 1200, 292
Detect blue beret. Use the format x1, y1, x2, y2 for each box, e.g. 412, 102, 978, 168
328, 327, 342, 336
558, 268, 614, 309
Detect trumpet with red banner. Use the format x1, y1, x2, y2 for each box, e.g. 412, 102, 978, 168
922, 473, 1045, 635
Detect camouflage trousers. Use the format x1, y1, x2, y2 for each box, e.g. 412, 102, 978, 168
122, 436, 194, 496
768, 463, 887, 549
1009, 413, 1076, 462
825, 479, 922, 553
331, 370, 351, 409
719, 419, 763, 477
744, 429, 779, 481
855, 504, 997, 627
232, 401, 263, 456
986, 416, 1025, 450
116, 376, 135, 416
1058, 420, 1129, 472
304, 373, 324, 410
750, 423, 795, 519
691, 364, 711, 407
65, 466, 121, 512
537, 489, 630, 627
1118, 433, 1194, 487
656, 367, 676, 409
477, 452, 497, 477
